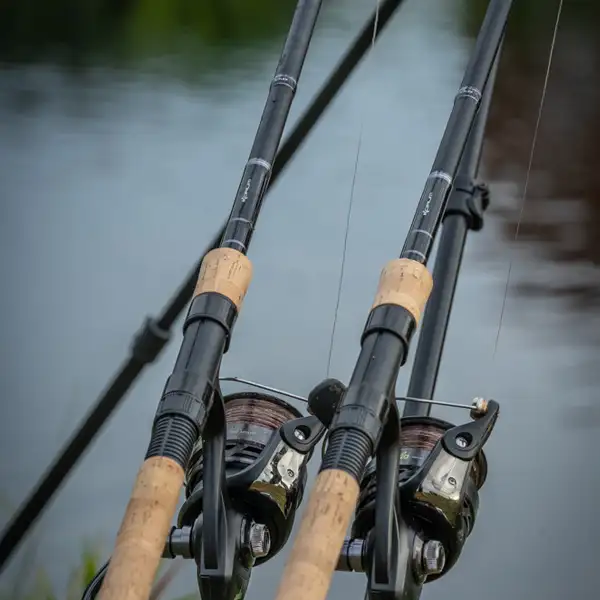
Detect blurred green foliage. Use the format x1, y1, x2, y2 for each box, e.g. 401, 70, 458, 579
0, 0, 298, 75
0, 543, 98, 600
461, 0, 600, 46
0, 545, 200, 600
0, 494, 197, 600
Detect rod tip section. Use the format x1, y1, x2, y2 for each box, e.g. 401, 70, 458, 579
371, 258, 433, 324
194, 248, 253, 311
273, 469, 360, 600
98, 457, 185, 600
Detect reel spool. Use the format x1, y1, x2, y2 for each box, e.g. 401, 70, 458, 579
352, 416, 488, 578
178, 391, 310, 564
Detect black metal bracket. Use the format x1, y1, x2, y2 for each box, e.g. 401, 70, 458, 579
195, 387, 248, 600
367, 401, 422, 600
441, 399, 499, 460
444, 176, 490, 231
280, 414, 326, 454
306, 378, 346, 427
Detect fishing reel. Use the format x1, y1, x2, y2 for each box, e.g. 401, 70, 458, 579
308, 379, 499, 600
171, 385, 326, 600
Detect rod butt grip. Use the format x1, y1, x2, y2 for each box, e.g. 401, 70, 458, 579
98, 457, 184, 600
273, 468, 360, 600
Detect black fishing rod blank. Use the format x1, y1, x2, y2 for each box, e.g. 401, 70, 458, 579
80, 2, 508, 599
272, 2, 511, 600
346, 44, 503, 600
96, 1, 324, 598
403, 47, 499, 417
341, 59, 501, 600
0, 0, 410, 575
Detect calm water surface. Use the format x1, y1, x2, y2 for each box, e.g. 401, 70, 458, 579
1, 0, 599, 598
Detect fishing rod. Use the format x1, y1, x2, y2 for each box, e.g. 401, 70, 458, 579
403, 58, 495, 418
273, 0, 509, 599
93, 0, 326, 598
80, 1, 510, 599
0, 0, 408, 574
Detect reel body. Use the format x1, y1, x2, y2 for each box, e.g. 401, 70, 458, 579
176, 389, 325, 599
307, 378, 498, 599
159, 378, 496, 600
180, 391, 312, 561
353, 416, 488, 578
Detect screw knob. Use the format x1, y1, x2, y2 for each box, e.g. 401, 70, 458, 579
470, 397, 488, 419
422, 540, 446, 576
249, 523, 271, 559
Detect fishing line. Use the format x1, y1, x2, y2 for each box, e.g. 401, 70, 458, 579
492, 0, 564, 357
326, 0, 381, 377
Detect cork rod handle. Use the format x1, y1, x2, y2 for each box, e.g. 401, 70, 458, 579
274, 259, 432, 600
99, 249, 252, 600
97, 457, 184, 600
273, 469, 360, 600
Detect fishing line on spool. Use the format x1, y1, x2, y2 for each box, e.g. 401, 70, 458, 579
492, 0, 564, 358
326, 0, 382, 378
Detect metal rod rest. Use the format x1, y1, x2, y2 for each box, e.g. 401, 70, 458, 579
220, 376, 485, 413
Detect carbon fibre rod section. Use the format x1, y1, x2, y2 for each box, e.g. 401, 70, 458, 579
96, 1, 325, 598
272, 2, 513, 600
0, 0, 409, 575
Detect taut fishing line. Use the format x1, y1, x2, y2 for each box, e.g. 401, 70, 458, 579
492, 0, 564, 358
326, 0, 381, 377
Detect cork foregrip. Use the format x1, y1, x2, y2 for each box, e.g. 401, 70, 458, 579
194, 248, 253, 311
97, 457, 184, 600
273, 469, 360, 600
371, 258, 433, 324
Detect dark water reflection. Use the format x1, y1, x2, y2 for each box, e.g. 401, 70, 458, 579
0, 0, 300, 76
467, 0, 600, 310
468, 0, 600, 428
1, 0, 600, 598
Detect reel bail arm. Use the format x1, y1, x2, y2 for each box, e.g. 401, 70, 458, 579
173, 389, 326, 600
307, 379, 499, 600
